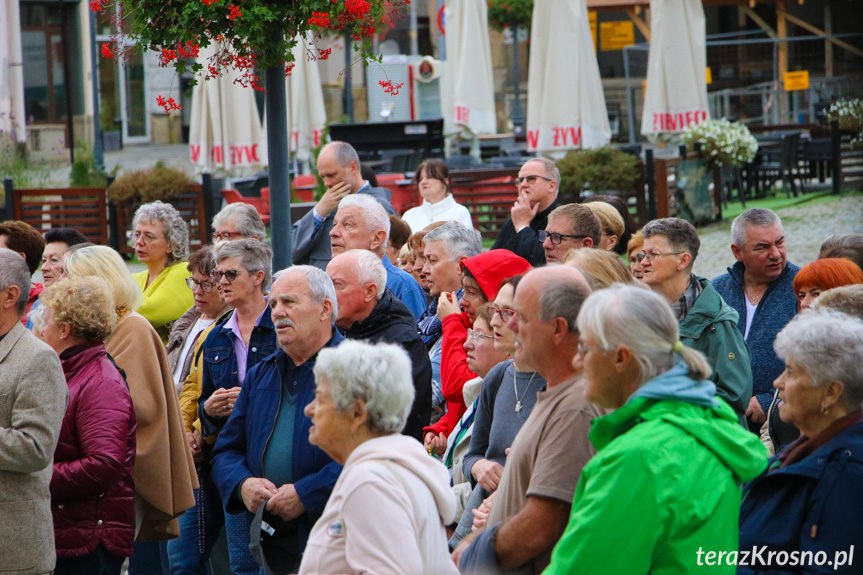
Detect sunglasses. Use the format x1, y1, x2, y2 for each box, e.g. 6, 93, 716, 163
514, 175, 552, 187
212, 269, 253, 283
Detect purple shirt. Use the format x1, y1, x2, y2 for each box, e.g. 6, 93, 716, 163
224, 301, 269, 385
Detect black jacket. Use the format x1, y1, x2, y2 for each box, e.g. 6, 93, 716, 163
491, 200, 560, 267
343, 289, 432, 441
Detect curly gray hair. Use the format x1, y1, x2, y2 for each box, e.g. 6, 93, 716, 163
132, 201, 190, 265
313, 339, 414, 434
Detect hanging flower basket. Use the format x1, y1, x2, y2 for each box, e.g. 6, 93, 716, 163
683, 119, 758, 168
487, 0, 533, 32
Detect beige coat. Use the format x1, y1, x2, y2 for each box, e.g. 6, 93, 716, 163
0, 322, 68, 574
106, 312, 197, 541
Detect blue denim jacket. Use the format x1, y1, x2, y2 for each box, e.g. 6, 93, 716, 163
198, 307, 277, 439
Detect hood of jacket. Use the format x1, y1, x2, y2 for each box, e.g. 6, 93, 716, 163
344, 434, 457, 524
679, 277, 739, 339
593, 364, 767, 484
463, 376, 483, 406
344, 289, 415, 339
461, 249, 532, 301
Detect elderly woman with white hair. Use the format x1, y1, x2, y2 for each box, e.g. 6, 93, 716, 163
738, 311, 863, 575
298, 340, 459, 575
131, 200, 195, 344
544, 284, 766, 575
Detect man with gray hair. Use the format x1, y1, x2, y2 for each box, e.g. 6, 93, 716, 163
212, 203, 267, 242
326, 250, 432, 440
0, 248, 68, 574
641, 218, 751, 425
293, 141, 396, 269
330, 193, 426, 321
455, 265, 603, 573
712, 207, 799, 431
211, 265, 345, 574
492, 157, 562, 266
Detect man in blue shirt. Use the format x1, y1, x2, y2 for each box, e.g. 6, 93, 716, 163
211, 266, 345, 573
329, 193, 426, 321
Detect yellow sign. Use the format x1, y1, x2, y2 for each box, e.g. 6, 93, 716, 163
600, 21, 635, 51
784, 70, 810, 91
589, 11, 598, 52
642, 80, 647, 99
706, 66, 712, 85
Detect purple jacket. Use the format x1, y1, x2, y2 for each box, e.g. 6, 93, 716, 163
52, 343, 137, 559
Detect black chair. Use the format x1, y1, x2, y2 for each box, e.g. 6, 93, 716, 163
719, 165, 746, 208
748, 132, 802, 197
800, 138, 832, 184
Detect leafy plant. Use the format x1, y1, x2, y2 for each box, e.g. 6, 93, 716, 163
683, 119, 758, 168
487, 0, 533, 32
556, 146, 639, 200
828, 98, 863, 150
107, 164, 192, 204
0, 136, 52, 190
69, 144, 107, 188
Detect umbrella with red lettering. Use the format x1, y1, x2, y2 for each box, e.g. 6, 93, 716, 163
441, 0, 496, 138
526, 0, 610, 156
189, 45, 267, 172
641, 0, 710, 138
286, 33, 327, 168
1, 0, 26, 143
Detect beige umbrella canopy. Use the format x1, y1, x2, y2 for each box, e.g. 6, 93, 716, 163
286, 33, 327, 166
189, 45, 267, 173
442, 0, 496, 137
0, 0, 26, 142
641, 0, 710, 138
526, 0, 610, 156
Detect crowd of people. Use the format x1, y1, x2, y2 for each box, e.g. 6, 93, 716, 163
0, 139, 861, 575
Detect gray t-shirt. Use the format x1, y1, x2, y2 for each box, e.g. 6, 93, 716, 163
462, 360, 545, 482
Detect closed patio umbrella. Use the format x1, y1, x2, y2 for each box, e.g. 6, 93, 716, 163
641, 0, 709, 138
189, 45, 267, 173
526, 0, 610, 156
1, 0, 26, 143
441, 0, 496, 138
286, 33, 327, 168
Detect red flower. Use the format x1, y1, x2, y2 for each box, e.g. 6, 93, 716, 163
89, 1, 103, 12
309, 12, 331, 28
202, 0, 219, 5
285, 62, 295, 77
345, 0, 371, 20
158, 48, 178, 66
156, 95, 181, 112
178, 41, 200, 58
379, 79, 404, 96
100, 43, 113, 58
227, 4, 242, 20
318, 48, 332, 61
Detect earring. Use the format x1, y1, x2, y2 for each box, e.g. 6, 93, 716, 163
822, 406, 829, 415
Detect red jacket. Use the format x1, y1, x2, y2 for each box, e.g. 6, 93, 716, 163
52, 343, 137, 559
424, 250, 532, 439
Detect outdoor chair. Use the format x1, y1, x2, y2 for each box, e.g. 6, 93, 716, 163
748, 132, 802, 198
718, 165, 746, 209
800, 138, 833, 184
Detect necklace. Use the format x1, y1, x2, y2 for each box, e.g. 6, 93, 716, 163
744, 285, 764, 306
514, 371, 537, 414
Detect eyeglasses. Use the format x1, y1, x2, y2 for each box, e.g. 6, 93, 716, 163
466, 329, 495, 344
211, 231, 245, 242
640, 250, 685, 262
186, 277, 216, 293
577, 341, 605, 359
212, 269, 253, 283
514, 175, 552, 187
539, 230, 588, 246
133, 231, 165, 244
490, 304, 516, 322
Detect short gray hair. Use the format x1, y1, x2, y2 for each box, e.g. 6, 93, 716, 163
212, 203, 267, 239
215, 239, 273, 293
338, 194, 391, 242
274, 265, 338, 323
643, 217, 700, 265
132, 201, 190, 265
812, 284, 863, 319
536, 272, 591, 332
525, 157, 561, 188
348, 249, 387, 301
0, 248, 31, 317
577, 284, 711, 383
423, 222, 482, 261
29, 304, 46, 334
324, 141, 361, 168
731, 208, 782, 249
774, 310, 863, 410
313, 340, 415, 434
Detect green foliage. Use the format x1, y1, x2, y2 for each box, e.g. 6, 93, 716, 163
0, 137, 52, 190
69, 144, 107, 188
107, 165, 192, 204
556, 146, 639, 199
487, 0, 533, 32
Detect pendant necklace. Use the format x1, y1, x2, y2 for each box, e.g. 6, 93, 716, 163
514, 371, 537, 414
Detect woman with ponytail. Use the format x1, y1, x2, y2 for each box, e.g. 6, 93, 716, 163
545, 284, 767, 575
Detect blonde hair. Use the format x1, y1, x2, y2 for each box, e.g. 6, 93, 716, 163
584, 201, 625, 238
41, 276, 116, 342
627, 231, 644, 256
564, 248, 634, 289
63, 245, 143, 311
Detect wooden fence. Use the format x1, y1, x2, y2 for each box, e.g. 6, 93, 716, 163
11, 187, 109, 245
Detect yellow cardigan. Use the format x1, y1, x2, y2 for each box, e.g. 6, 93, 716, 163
134, 262, 195, 345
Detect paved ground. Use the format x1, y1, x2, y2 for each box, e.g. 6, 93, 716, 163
692, 193, 863, 280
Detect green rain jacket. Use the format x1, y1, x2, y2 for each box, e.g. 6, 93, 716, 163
544, 363, 767, 575
680, 277, 752, 426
